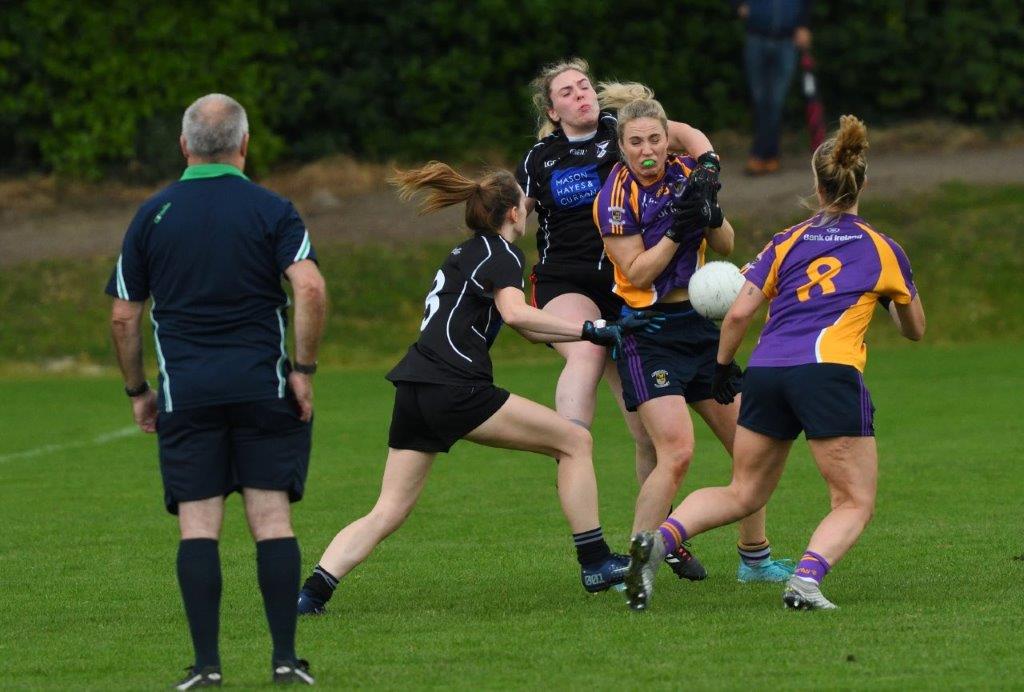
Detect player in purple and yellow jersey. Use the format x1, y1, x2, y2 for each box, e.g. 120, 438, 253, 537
624, 115, 926, 611
296, 162, 664, 615
593, 95, 795, 585
518, 60, 718, 580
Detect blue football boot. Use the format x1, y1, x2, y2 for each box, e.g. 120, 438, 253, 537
297, 588, 327, 615
580, 553, 630, 593
737, 557, 796, 583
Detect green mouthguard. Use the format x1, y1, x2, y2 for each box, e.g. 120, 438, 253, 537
641, 159, 656, 168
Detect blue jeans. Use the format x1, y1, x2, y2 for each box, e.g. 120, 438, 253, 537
744, 33, 797, 159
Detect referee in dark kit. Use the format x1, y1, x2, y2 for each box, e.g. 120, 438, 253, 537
106, 93, 325, 689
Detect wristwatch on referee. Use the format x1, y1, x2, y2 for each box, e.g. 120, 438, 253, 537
125, 380, 150, 398
293, 361, 318, 375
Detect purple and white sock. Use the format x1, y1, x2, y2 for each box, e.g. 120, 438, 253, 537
794, 550, 830, 585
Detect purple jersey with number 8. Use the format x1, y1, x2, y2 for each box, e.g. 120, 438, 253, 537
742, 212, 916, 372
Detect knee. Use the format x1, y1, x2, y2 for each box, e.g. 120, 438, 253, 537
562, 425, 593, 461
730, 482, 768, 517
657, 444, 693, 484
249, 514, 294, 542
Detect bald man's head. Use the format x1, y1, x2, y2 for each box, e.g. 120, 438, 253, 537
181, 94, 249, 160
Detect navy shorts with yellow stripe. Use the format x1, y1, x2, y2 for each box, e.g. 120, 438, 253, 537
156, 396, 312, 515
388, 381, 510, 453
738, 364, 875, 440
616, 302, 730, 411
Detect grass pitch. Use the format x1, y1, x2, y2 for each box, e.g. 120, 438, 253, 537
1, 343, 1022, 689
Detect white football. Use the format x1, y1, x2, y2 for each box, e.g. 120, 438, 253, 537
688, 261, 745, 320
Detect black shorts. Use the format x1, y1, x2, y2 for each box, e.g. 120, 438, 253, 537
738, 364, 875, 440
616, 302, 730, 411
530, 263, 623, 321
388, 381, 511, 453
156, 397, 312, 515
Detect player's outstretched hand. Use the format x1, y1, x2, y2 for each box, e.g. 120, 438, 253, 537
711, 360, 743, 405
614, 310, 666, 336
581, 320, 625, 360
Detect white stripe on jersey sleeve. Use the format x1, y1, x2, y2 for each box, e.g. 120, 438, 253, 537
469, 236, 493, 289
293, 230, 311, 262
522, 141, 544, 197
116, 254, 129, 300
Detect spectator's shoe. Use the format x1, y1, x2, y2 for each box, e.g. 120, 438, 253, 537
782, 576, 838, 611
744, 156, 781, 175
297, 588, 327, 616
664, 542, 707, 581
737, 557, 796, 583
624, 531, 665, 611
174, 666, 222, 690
274, 659, 315, 685
580, 553, 630, 593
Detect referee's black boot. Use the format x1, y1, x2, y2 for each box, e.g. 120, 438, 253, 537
174, 665, 222, 690
273, 658, 315, 685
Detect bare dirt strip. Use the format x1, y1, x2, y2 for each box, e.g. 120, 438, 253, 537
2, 145, 1022, 267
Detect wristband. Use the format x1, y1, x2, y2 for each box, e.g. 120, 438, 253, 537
293, 361, 318, 375
125, 380, 150, 398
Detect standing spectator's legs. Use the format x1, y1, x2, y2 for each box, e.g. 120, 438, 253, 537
745, 35, 798, 171
177, 497, 226, 670
244, 488, 300, 667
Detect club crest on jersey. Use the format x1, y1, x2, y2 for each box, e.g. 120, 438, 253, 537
651, 370, 670, 388
609, 206, 625, 225
595, 140, 610, 158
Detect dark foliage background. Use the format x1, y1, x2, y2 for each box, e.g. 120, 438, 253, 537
1, 0, 1021, 178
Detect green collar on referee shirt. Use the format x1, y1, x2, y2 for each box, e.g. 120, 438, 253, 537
179, 163, 249, 181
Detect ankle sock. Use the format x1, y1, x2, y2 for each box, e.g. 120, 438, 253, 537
573, 527, 612, 566
737, 538, 772, 566
657, 518, 688, 555
302, 564, 340, 602
795, 550, 830, 585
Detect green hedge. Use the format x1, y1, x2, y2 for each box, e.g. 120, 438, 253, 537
1, 1, 1022, 178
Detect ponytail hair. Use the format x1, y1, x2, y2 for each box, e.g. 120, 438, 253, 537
389, 161, 522, 235
530, 57, 593, 140
597, 81, 654, 110
811, 115, 869, 215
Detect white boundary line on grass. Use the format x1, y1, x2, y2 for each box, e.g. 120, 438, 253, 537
0, 425, 139, 463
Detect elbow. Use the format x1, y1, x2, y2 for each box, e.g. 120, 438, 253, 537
294, 274, 327, 305
904, 323, 926, 341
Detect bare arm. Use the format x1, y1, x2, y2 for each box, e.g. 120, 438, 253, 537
111, 298, 157, 433
705, 218, 735, 256
524, 197, 536, 216
494, 287, 588, 343
888, 294, 926, 341
602, 233, 679, 291
667, 121, 713, 157
284, 259, 327, 422
717, 281, 766, 364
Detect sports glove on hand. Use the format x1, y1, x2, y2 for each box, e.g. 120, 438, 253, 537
711, 360, 743, 405
667, 152, 724, 240
613, 310, 667, 336
581, 320, 625, 359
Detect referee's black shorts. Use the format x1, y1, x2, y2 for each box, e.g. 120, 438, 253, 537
530, 263, 623, 321
156, 396, 312, 515
739, 364, 875, 440
388, 381, 510, 453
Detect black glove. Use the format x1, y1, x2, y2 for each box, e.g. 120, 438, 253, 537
613, 310, 667, 336
710, 360, 743, 405
668, 194, 723, 239
581, 320, 625, 360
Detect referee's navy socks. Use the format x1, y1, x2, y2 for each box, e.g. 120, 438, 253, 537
302, 564, 339, 602
256, 537, 301, 665
573, 526, 612, 566
176, 538, 221, 669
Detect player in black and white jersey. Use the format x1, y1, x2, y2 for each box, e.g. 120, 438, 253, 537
517, 58, 721, 580
297, 162, 663, 614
